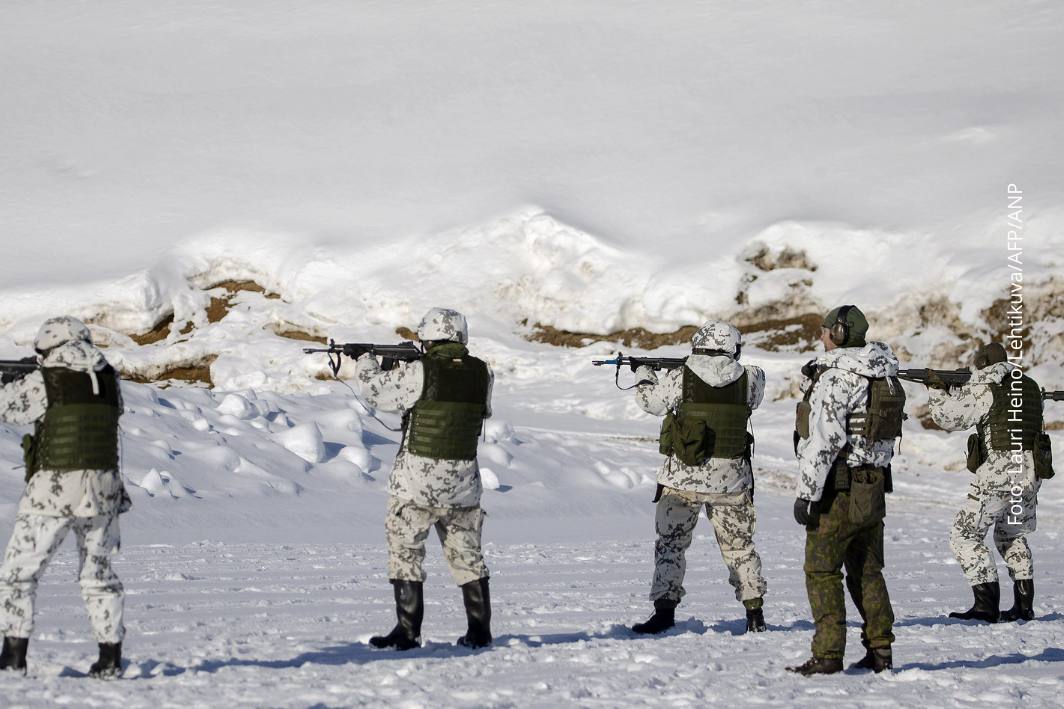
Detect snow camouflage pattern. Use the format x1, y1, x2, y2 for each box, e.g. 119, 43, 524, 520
354, 353, 494, 508
416, 307, 469, 345
385, 496, 488, 586
795, 341, 900, 501
929, 361, 1040, 585
33, 315, 92, 353
635, 354, 765, 494
0, 339, 129, 518
649, 488, 766, 604
691, 321, 741, 355
0, 513, 125, 643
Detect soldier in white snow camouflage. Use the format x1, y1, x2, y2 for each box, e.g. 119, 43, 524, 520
927, 342, 1045, 623
0, 316, 129, 678
630, 321, 769, 635
357, 307, 496, 650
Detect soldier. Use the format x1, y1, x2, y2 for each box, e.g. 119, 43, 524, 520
926, 342, 1047, 623
0, 317, 128, 678
356, 308, 495, 650
787, 305, 904, 676
629, 321, 769, 635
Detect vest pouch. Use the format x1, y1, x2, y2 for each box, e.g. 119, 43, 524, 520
848, 467, 886, 524
795, 400, 811, 440
1034, 432, 1055, 480
21, 433, 38, 483
659, 412, 675, 457
666, 414, 712, 466
864, 377, 906, 441
965, 433, 984, 474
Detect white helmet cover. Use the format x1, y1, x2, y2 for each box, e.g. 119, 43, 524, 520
691, 320, 741, 357
35, 316, 93, 353
416, 307, 468, 344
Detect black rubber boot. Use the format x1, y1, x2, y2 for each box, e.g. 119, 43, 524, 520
0, 636, 28, 674
949, 581, 1000, 623
999, 579, 1035, 622
745, 608, 766, 633
850, 647, 893, 672
632, 598, 676, 635
457, 577, 493, 649
369, 580, 424, 650
88, 642, 122, 679
786, 656, 843, 676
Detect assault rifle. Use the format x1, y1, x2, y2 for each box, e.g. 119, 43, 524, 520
592, 353, 687, 390
0, 358, 38, 385
897, 368, 1064, 401
303, 340, 423, 376
896, 369, 972, 388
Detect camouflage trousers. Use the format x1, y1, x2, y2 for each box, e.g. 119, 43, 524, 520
385, 496, 488, 586
649, 487, 767, 604
804, 485, 894, 660
949, 482, 1037, 585
0, 513, 125, 643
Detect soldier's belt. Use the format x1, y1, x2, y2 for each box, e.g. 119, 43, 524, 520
828, 460, 889, 492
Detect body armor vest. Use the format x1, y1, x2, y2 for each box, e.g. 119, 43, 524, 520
794, 370, 905, 444
405, 344, 490, 461
980, 374, 1043, 452
674, 367, 751, 460
27, 366, 121, 476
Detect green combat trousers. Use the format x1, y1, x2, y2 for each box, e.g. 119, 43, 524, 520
804, 468, 895, 660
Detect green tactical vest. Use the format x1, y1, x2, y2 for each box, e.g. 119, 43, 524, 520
26, 366, 121, 477
848, 376, 906, 441
405, 343, 490, 461
981, 374, 1043, 452
794, 371, 905, 444
661, 367, 751, 462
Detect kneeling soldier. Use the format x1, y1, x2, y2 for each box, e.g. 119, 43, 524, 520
630, 321, 769, 635
788, 305, 904, 676
357, 308, 495, 650
0, 317, 128, 678
927, 343, 1049, 623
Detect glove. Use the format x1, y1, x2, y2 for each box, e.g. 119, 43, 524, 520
800, 360, 818, 379
793, 497, 814, 526
925, 371, 949, 391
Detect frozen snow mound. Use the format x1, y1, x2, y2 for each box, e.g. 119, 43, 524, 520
5, 207, 1059, 344
1, 208, 1061, 395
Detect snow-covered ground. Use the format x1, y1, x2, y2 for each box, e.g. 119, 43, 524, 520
2, 360, 1063, 707
7, 505, 1064, 708
2, 1, 1064, 706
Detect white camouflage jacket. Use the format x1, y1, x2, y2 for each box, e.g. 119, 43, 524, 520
0, 341, 128, 518
635, 354, 765, 494
928, 361, 1038, 493
355, 352, 494, 508
796, 341, 900, 501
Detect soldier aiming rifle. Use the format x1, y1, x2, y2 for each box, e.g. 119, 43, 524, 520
596, 322, 770, 636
